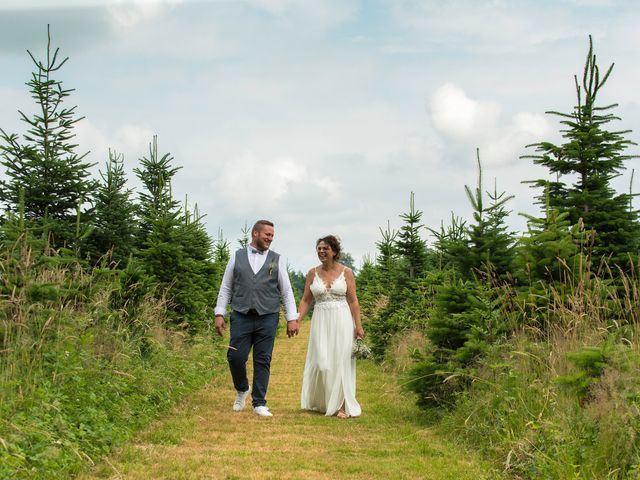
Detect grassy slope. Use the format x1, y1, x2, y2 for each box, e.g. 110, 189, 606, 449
80, 324, 502, 480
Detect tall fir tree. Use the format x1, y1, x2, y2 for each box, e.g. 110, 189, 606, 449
0, 26, 96, 250
237, 221, 250, 249
395, 192, 429, 281
428, 213, 467, 273
135, 137, 216, 330
461, 151, 515, 283
524, 35, 639, 268
170, 203, 218, 330
375, 220, 398, 287
87, 150, 137, 266
133, 136, 181, 246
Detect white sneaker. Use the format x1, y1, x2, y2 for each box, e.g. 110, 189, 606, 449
233, 387, 251, 412
253, 406, 273, 417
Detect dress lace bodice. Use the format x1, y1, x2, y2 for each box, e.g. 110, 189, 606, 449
310, 270, 347, 305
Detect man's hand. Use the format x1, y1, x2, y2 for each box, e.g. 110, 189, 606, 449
214, 315, 226, 336
287, 320, 299, 338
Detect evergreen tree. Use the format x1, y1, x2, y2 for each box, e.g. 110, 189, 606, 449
170, 204, 218, 330
428, 213, 467, 272
87, 150, 137, 266
0, 26, 96, 250
133, 136, 181, 246
375, 220, 398, 287
461, 151, 515, 282
340, 251, 356, 271
513, 191, 592, 325
237, 221, 250, 249
395, 192, 429, 280
429, 152, 515, 283
515, 197, 586, 287
211, 228, 230, 292
288, 267, 307, 301
524, 35, 639, 268
135, 137, 216, 330
212, 228, 230, 265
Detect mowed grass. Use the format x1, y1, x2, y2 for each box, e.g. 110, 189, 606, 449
79, 323, 502, 480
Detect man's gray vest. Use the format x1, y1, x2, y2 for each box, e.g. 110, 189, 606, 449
231, 248, 281, 315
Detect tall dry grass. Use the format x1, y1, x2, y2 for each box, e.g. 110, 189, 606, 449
0, 238, 220, 479
440, 258, 640, 479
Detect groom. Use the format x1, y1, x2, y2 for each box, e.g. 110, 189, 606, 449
214, 220, 299, 417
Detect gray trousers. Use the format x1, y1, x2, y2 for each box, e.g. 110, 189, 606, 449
227, 310, 279, 407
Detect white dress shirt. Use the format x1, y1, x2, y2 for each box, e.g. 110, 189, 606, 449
214, 246, 298, 321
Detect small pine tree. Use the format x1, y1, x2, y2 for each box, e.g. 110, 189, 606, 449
170, 203, 218, 330
375, 220, 399, 288
428, 213, 467, 272
515, 196, 586, 287
237, 221, 250, 249
87, 150, 137, 266
395, 192, 429, 280
523, 35, 639, 268
212, 228, 230, 265
0, 26, 96, 249
133, 136, 181, 246
430, 151, 515, 283
135, 137, 216, 330
461, 150, 515, 282
340, 251, 356, 272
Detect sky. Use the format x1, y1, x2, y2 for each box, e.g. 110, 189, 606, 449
1, 0, 639, 271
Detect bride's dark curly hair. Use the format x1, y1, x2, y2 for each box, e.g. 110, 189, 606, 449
316, 235, 342, 261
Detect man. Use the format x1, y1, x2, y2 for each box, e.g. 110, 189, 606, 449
214, 220, 299, 417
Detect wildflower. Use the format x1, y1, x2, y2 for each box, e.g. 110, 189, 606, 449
352, 338, 372, 360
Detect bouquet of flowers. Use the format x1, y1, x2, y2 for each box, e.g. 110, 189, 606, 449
352, 338, 372, 360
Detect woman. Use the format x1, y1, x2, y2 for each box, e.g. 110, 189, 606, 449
299, 235, 364, 418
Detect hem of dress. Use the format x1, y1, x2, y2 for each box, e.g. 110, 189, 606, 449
302, 406, 362, 418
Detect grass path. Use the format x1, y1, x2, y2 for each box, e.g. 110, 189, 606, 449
80, 324, 502, 480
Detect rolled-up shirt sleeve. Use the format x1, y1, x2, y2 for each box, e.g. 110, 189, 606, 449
214, 252, 236, 317
278, 257, 299, 321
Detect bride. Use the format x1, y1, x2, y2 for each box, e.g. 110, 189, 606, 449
298, 235, 364, 418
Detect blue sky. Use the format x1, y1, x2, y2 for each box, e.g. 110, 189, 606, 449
1, 0, 639, 271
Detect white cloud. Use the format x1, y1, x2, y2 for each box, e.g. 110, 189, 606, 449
243, 0, 359, 30
430, 83, 500, 139
214, 151, 340, 213
2, 0, 639, 269
107, 0, 184, 28
1, 0, 183, 11
568, 0, 614, 5
388, 0, 589, 53
429, 83, 552, 166
74, 120, 156, 167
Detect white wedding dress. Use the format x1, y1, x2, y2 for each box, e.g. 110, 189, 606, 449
301, 269, 361, 417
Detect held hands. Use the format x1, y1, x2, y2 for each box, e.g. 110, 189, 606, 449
354, 325, 364, 340
287, 319, 300, 338
214, 315, 226, 336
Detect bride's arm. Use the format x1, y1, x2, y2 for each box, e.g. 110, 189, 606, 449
345, 268, 364, 339
297, 269, 315, 322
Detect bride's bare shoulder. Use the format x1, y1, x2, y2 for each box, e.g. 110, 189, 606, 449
339, 263, 353, 274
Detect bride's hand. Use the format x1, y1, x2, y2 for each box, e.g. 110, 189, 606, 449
354, 326, 364, 339
287, 320, 300, 338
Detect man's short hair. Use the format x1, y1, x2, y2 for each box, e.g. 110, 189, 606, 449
252, 220, 274, 234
